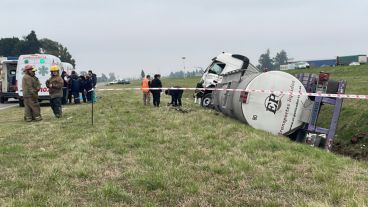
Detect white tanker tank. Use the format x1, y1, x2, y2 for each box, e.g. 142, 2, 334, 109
199, 53, 346, 150
212, 69, 309, 135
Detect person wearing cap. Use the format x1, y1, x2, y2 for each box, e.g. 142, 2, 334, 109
46, 65, 64, 118
22, 65, 42, 122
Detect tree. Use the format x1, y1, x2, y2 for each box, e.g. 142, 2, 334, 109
101, 73, 108, 82
21, 30, 41, 54
273, 50, 288, 70
258, 49, 274, 71
108, 72, 116, 81
59, 45, 75, 67
0, 31, 76, 67
0, 37, 20, 56
39, 38, 59, 56
40, 38, 76, 67
141, 70, 145, 79
12, 31, 41, 55
97, 73, 108, 83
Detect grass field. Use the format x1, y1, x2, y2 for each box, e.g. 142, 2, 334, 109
0, 66, 368, 206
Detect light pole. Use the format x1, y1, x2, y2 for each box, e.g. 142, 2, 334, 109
182, 57, 186, 78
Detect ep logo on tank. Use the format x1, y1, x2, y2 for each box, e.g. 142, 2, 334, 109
264, 94, 281, 114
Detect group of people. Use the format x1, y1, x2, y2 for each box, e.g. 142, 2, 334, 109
61, 70, 96, 104
22, 65, 96, 122
141, 74, 183, 107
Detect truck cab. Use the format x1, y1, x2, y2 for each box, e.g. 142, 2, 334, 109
0, 59, 18, 103
195, 53, 260, 107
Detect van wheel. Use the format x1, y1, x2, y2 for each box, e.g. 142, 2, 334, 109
201, 93, 212, 108
19, 99, 24, 107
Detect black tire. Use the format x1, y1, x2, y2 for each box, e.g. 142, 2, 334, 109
201, 93, 212, 108
19, 99, 24, 107
326, 80, 340, 94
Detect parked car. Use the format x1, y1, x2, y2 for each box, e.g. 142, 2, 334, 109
109, 80, 119, 85
109, 79, 131, 85
295, 62, 310, 69
349, 62, 360, 66
118, 79, 130, 84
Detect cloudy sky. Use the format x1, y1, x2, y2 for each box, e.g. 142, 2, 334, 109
1, 0, 367, 78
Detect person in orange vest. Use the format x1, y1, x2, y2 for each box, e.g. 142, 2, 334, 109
141, 75, 151, 105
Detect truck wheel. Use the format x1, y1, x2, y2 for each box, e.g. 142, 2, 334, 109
201, 93, 212, 108
19, 99, 24, 107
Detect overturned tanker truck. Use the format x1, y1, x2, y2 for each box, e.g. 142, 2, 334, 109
195, 53, 346, 150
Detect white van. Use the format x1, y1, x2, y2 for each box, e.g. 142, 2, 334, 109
16, 54, 62, 107
61, 62, 74, 75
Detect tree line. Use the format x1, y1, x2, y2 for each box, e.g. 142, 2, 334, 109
140, 68, 204, 79
97, 73, 117, 82
160, 50, 288, 78
0, 31, 76, 67
258, 49, 288, 71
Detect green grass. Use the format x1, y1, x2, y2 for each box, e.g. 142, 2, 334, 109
0, 70, 368, 206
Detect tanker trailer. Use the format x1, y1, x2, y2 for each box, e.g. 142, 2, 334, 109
210, 56, 346, 150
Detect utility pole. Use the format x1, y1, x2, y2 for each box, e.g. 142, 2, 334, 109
182, 57, 186, 78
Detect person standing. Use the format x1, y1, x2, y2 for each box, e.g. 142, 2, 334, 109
88, 70, 97, 88
85, 75, 94, 102
79, 75, 87, 103
22, 65, 42, 122
88, 70, 97, 102
150, 74, 162, 107
61, 71, 69, 105
46, 65, 64, 118
141, 75, 151, 105
70, 71, 80, 104
165, 86, 184, 107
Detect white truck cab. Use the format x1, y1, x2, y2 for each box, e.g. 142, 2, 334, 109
196, 53, 260, 106
16, 54, 62, 107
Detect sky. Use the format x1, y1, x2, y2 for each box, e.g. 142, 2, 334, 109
1, 0, 367, 78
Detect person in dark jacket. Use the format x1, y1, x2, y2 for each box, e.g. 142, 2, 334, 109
150, 74, 162, 107
60, 71, 69, 105
165, 86, 184, 106
85, 75, 94, 102
88, 70, 97, 88
67, 75, 72, 104
79, 75, 87, 103
70, 71, 80, 104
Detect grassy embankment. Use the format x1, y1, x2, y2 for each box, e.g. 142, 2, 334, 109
0, 68, 367, 206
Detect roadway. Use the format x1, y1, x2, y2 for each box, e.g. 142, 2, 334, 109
0, 98, 18, 110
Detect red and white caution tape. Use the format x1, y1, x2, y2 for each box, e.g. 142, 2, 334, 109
97, 87, 368, 100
